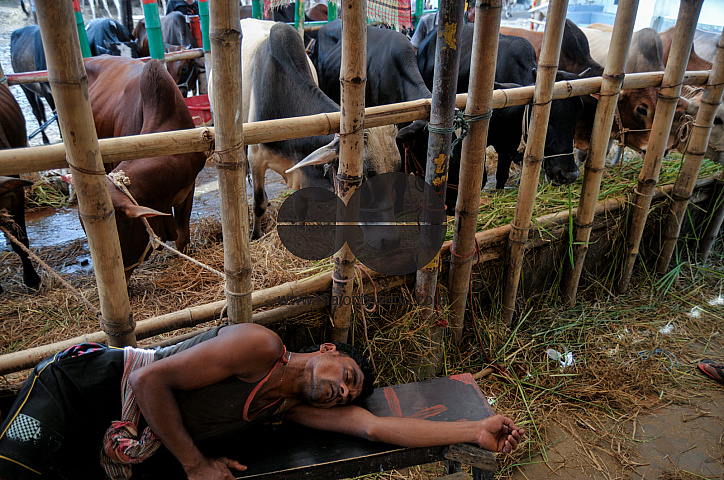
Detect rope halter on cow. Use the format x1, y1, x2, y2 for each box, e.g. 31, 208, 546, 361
611, 103, 651, 155
107, 171, 224, 278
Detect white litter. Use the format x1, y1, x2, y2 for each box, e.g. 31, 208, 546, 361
687, 306, 703, 318
658, 323, 674, 335
546, 348, 575, 368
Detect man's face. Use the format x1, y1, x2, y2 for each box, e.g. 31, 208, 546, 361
303, 345, 364, 408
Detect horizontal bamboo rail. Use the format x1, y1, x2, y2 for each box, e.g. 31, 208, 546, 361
0, 269, 410, 374
3, 174, 715, 375
0, 72, 710, 176
6, 49, 206, 86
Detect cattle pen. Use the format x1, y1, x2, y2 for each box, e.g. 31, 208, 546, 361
0, 0, 723, 478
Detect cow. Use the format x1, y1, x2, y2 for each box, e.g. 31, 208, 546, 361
247, 22, 399, 241
693, 29, 720, 63
10, 25, 56, 145
84, 56, 207, 283
499, 20, 605, 77
678, 85, 724, 163
659, 26, 713, 71
85, 18, 140, 58
582, 26, 692, 162
0, 83, 41, 293
416, 27, 584, 192
133, 13, 204, 96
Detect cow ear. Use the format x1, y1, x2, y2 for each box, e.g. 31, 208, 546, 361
116, 204, 171, 218
286, 135, 340, 173
590, 92, 600, 100
0, 176, 34, 196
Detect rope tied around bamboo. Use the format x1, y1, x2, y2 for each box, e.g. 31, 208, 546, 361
426, 108, 493, 154
208, 140, 246, 171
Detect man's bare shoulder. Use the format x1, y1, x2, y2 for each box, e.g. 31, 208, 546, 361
216, 324, 285, 361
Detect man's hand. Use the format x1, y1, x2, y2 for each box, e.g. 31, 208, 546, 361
185, 456, 247, 480
477, 415, 525, 454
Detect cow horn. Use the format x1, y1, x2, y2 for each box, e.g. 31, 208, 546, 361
0, 176, 34, 196
118, 205, 171, 219
285, 135, 340, 173
578, 67, 591, 77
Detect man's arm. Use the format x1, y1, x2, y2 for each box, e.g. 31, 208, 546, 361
285, 404, 524, 454
129, 324, 283, 479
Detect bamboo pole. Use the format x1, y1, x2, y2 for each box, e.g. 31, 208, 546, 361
0, 72, 712, 177
699, 171, 724, 263
501, 0, 569, 326
656, 30, 724, 273
330, 0, 366, 343
560, 0, 639, 305
1, 177, 716, 376
414, 0, 465, 376
447, 0, 502, 343
35, 0, 135, 347
0, 271, 410, 375
616, 0, 704, 294
209, 0, 252, 324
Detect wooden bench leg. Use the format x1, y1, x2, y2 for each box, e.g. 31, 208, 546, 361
444, 444, 497, 480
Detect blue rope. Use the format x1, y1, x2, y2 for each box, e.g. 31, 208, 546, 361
638, 348, 680, 371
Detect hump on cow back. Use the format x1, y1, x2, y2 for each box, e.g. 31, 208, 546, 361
138, 59, 195, 131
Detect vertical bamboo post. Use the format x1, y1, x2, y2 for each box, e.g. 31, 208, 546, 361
656, 30, 724, 273
414, 0, 465, 375
209, 0, 252, 323
560, 0, 639, 305
329, 0, 366, 343
501, 0, 569, 326
35, 0, 136, 347
72, 0, 92, 58
447, 0, 502, 343
142, 0, 166, 61
198, 0, 211, 95
616, 0, 704, 294
700, 172, 724, 263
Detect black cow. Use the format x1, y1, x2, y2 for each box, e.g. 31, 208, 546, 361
247, 22, 400, 240
85, 18, 139, 58
10, 25, 55, 145
0, 83, 40, 293
417, 28, 584, 190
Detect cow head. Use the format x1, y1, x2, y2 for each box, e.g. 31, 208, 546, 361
541, 73, 585, 186
104, 39, 140, 59
286, 125, 401, 252
165, 45, 204, 97
614, 87, 659, 153
682, 88, 724, 163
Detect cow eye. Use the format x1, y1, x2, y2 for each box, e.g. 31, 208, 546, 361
636, 106, 648, 117
714, 116, 723, 125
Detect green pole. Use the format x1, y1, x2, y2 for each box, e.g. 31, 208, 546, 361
142, 0, 165, 61
73, 0, 92, 58
199, 0, 210, 51
252, 0, 263, 19
295, 0, 305, 37
415, 0, 423, 27
327, 0, 337, 21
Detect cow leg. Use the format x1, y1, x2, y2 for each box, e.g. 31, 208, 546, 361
2, 189, 41, 291
21, 87, 49, 145
495, 151, 513, 189
249, 145, 268, 240
576, 149, 588, 166
172, 189, 194, 253
101, 0, 113, 18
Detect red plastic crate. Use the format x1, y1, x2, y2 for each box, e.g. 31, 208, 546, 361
185, 94, 212, 127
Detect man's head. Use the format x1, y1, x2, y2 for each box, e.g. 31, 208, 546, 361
298, 342, 375, 407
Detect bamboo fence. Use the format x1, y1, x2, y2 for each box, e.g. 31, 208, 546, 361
560, 0, 639, 305
330, 0, 367, 343
656, 30, 724, 273
209, 0, 252, 323
699, 171, 724, 262
448, 0, 502, 342
35, 0, 135, 347
501, 0, 570, 326
0, 73, 713, 177
616, 0, 705, 294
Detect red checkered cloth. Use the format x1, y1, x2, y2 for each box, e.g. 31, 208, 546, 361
368, 0, 412, 30
264, 0, 292, 18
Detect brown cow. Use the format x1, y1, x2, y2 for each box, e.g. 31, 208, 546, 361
84, 56, 206, 283
659, 26, 712, 71
133, 14, 204, 96
0, 83, 40, 293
